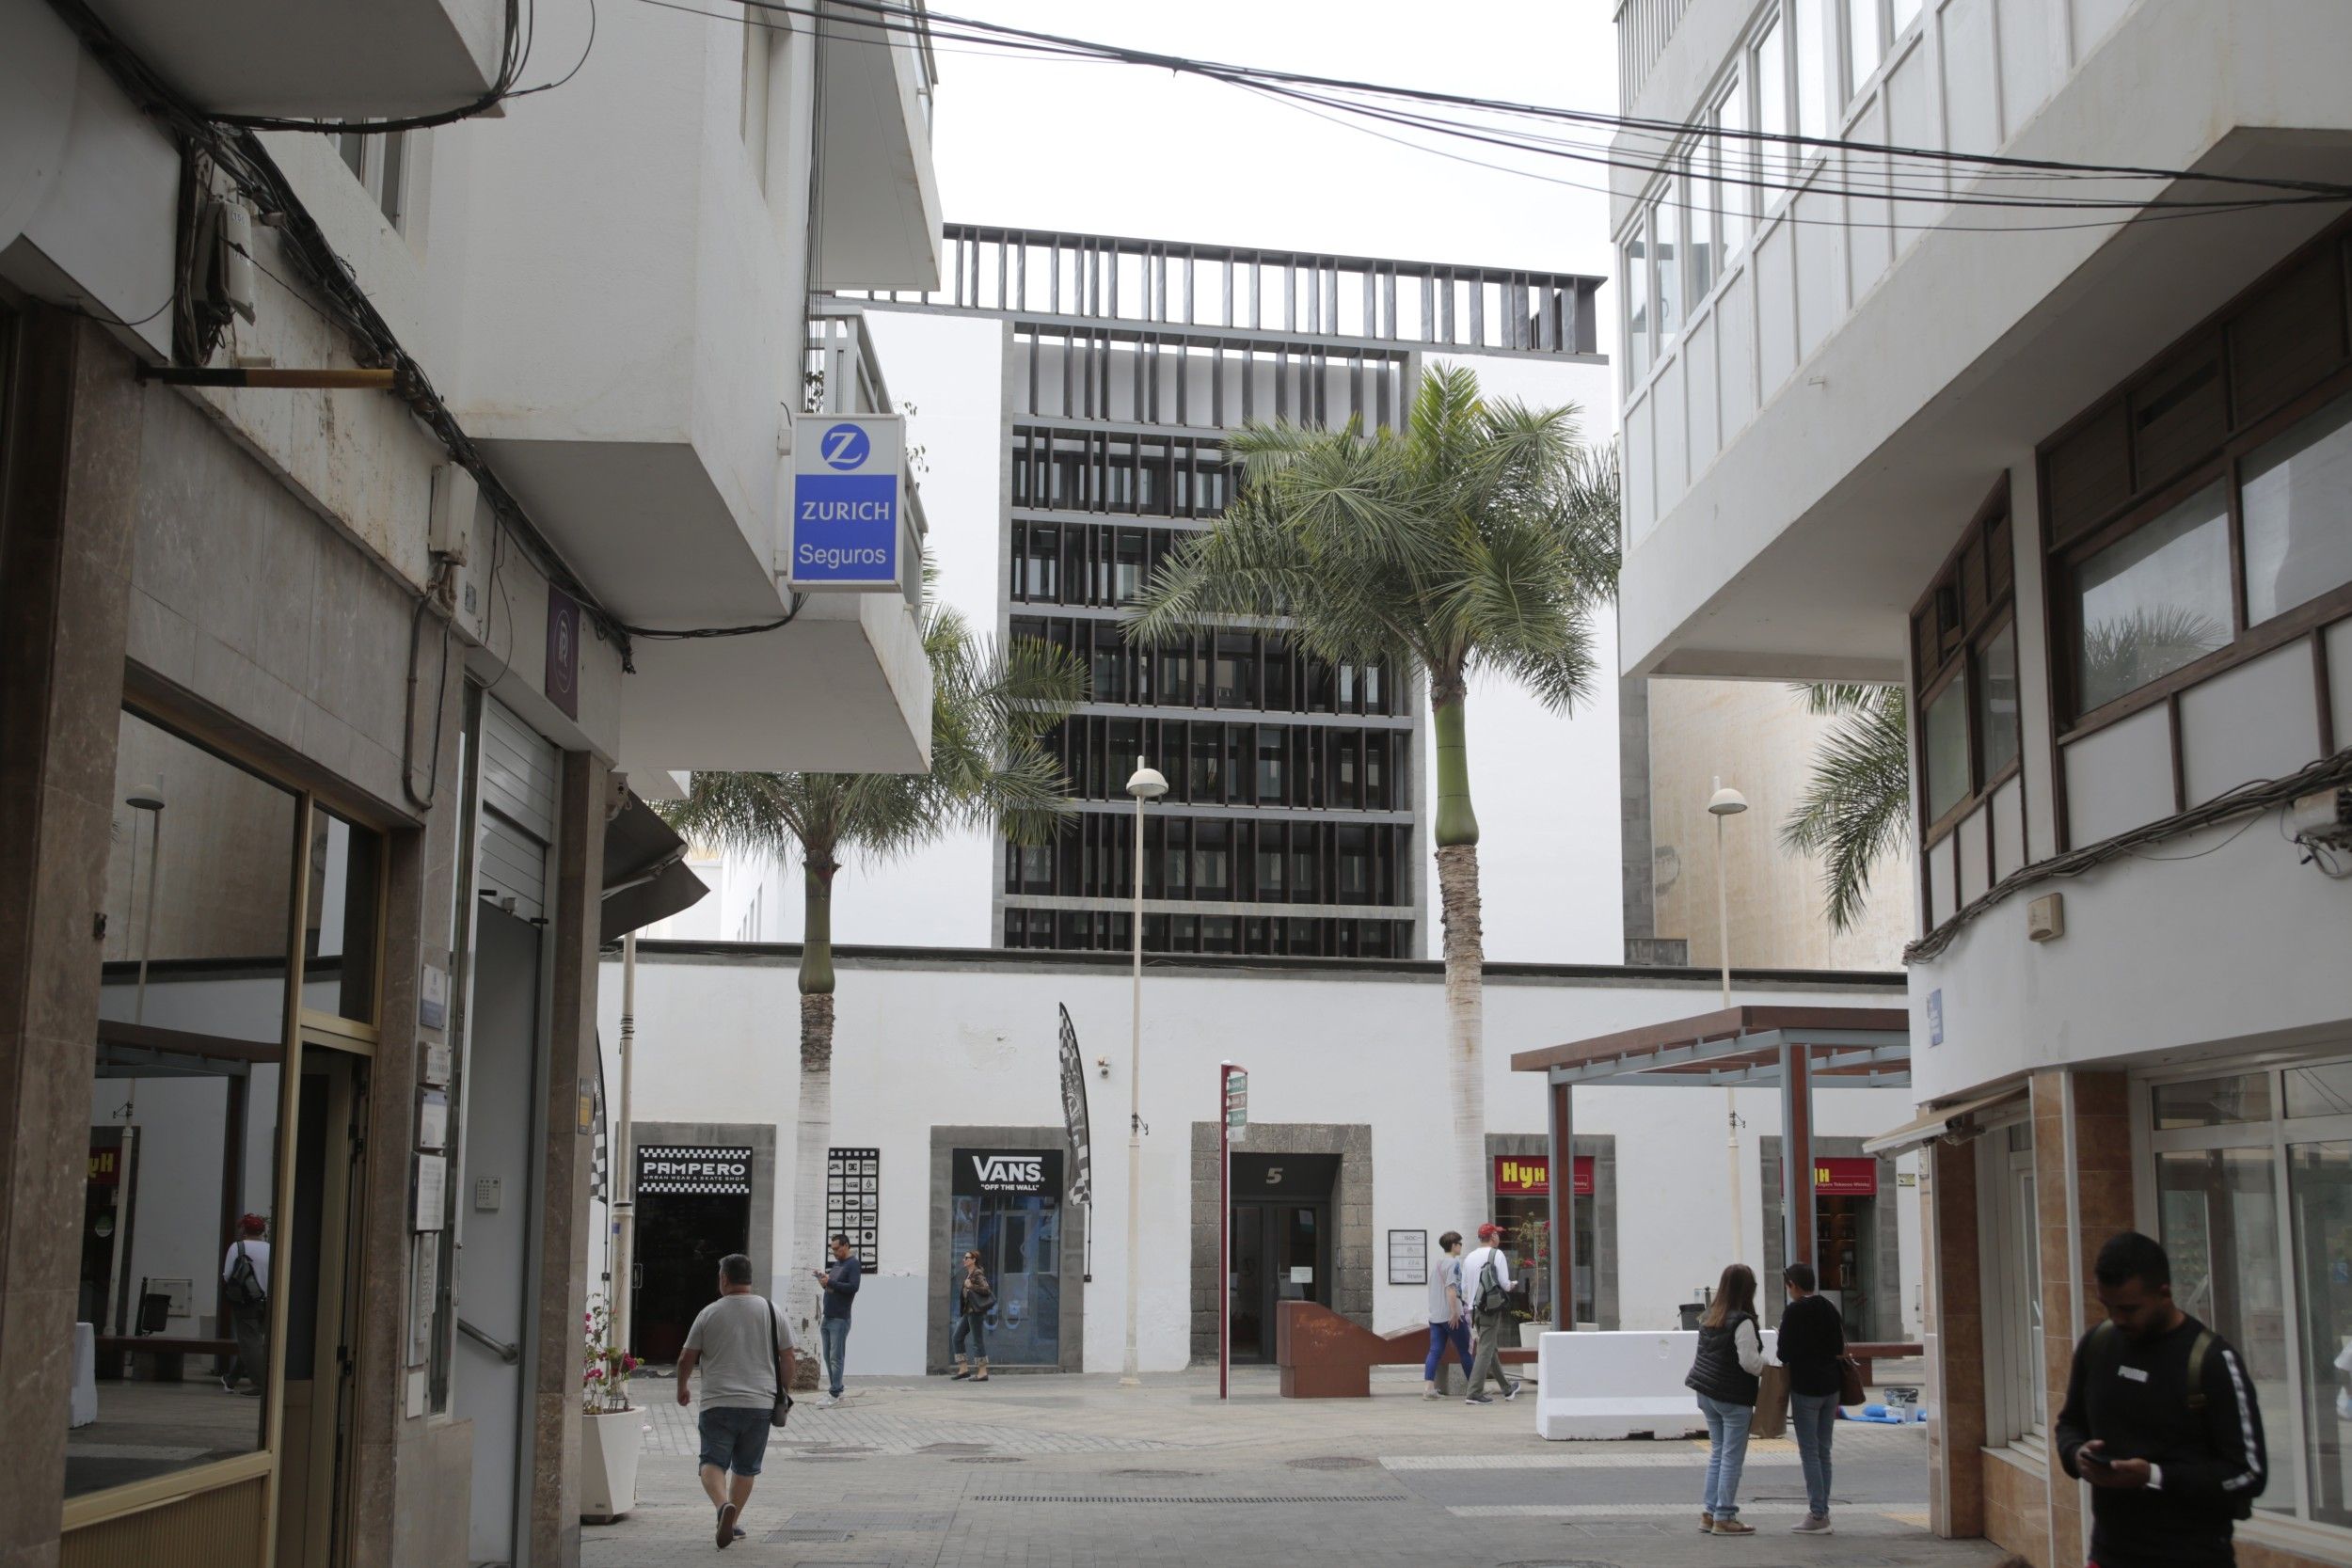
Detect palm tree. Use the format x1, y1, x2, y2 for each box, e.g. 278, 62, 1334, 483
659, 595, 1085, 1379
1779, 684, 1910, 933
1125, 365, 1620, 1230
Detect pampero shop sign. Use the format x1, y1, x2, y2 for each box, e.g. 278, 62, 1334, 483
951, 1148, 1064, 1197
788, 413, 904, 592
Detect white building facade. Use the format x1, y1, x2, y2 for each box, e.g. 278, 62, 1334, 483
1611, 2, 2352, 1565
2, 0, 939, 1563
596, 942, 1921, 1376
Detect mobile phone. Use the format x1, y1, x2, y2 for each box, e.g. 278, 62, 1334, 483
2078, 1448, 2112, 1469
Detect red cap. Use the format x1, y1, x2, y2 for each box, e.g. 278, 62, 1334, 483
239, 1213, 266, 1235
1476, 1223, 1502, 1242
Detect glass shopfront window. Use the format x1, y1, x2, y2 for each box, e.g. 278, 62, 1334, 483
2150, 1057, 2352, 1534
74, 712, 298, 1497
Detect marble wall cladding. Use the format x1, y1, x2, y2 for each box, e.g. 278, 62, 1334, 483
1981, 1449, 2053, 1568
0, 315, 140, 1561
1923, 1136, 1985, 1539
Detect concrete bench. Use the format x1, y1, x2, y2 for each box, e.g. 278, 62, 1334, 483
96, 1335, 235, 1383
1535, 1329, 1780, 1440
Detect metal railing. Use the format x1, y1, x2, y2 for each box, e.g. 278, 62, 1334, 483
840, 224, 1605, 361
1616, 0, 1692, 114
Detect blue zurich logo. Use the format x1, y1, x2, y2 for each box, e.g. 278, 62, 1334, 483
820, 422, 871, 470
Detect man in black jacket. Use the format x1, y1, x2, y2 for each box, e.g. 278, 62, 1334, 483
1776, 1262, 1847, 1535
2056, 1232, 2267, 1567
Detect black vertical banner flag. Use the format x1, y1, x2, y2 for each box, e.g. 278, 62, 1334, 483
1057, 1005, 1093, 1207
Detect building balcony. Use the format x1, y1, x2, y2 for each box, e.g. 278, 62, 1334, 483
809, 0, 943, 293
1614, 0, 2352, 682
79, 0, 507, 118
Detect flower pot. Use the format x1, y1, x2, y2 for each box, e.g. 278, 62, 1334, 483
580, 1407, 644, 1523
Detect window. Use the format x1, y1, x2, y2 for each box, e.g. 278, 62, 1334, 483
336, 128, 410, 230
1715, 76, 1749, 258
1683, 147, 1717, 305
1754, 13, 1789, 195
2042, 215, 2352, 729
1653, 198, 1681, 351
2149, 1059, 2352, 1529
1793, 0, 1829, 140
2069, 481, 2233, 713
1843, 0, 1883, 100
2240, 389, 2352, 625
1910, 483, 2021, 839
1624, 223, 1651, 384
1981, 1122, 2045, 1445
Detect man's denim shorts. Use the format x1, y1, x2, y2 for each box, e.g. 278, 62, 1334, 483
697, 1406, 772, 1476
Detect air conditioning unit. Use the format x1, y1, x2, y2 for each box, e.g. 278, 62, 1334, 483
2289, 786, 2352, 849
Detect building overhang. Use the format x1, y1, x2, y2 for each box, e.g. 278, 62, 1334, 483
1621, 130, 2352, 682
1511, 1005, 1913, 1089
810, 1, 943, 293
78, 0, 508, 119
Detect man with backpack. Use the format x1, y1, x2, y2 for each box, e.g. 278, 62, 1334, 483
220, 1213, 270, 1395
1459, 1222, 1522, 1405
2056, 1231, 2268, 1567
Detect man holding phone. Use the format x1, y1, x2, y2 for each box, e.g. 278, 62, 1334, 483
2056, 1232, 2267, 1567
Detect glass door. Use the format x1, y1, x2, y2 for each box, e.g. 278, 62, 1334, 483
1230, 1203, 1266, 1359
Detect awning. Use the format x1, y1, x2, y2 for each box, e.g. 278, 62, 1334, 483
1861, 1085, 2030, 1156
600, 791, 707, 944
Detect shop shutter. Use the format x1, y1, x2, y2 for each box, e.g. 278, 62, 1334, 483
478, 698, 557, 922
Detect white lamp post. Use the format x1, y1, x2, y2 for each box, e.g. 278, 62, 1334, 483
1121, 758, 1168, 1388
1707, 777, 1748, 1259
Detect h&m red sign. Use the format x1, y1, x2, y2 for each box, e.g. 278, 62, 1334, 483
1492, 1154, 1594, 1197
1814, 1157, 1879, 1196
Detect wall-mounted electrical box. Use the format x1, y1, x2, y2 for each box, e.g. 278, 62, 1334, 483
429, 463, 476, 567
2026, 893, 2065, 943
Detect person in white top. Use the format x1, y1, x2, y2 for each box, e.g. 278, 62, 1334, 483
1685, 1262, 1771, 1535
220, 1213, 271, 1395
1422, 1230, 1471, 1401
1459, 1223, 1522, 1404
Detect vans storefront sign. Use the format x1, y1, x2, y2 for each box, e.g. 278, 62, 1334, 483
638, 1146, 754, 1196
953, 1148, 1063, 1196
788, 414, 906, 592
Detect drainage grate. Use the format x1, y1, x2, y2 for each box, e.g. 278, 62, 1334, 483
1105, 1468, 1203, 1479
915, 1442, 993, 1454
974, 1495, 1408, 1506
948, 1455, 1025, 1465
762, 1529, 853, 1544
1287, 1456, 1376, 1471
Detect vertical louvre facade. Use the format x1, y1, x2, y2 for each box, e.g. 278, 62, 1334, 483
841, 226, 1607, 960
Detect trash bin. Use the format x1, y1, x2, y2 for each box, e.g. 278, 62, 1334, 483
1677, 1303, 1705, 1331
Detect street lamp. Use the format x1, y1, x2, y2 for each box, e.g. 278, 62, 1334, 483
1707, 778, 1748, 1259
1121, 758, 1167, 1388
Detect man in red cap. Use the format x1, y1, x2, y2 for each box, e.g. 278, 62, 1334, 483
1459, 1223, 1521, 1405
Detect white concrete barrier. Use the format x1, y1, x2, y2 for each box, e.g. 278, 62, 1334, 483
1534, 1328, 1777, 1440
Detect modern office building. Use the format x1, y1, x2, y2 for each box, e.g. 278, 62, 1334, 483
1611, 2, 2352, 1565
854, 226, 1606, 959
0, 0, 939, 1562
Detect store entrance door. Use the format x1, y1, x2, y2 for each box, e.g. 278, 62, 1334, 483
1811, 1158, 1881, 1340
1228, 1154, 1337, 1362
631, 1190, 752, 1364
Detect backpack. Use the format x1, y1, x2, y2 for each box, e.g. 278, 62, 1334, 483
1473, 1253, 1508, 1316
2090, 1321, 2250, 1521
226, 1243, 266, 1312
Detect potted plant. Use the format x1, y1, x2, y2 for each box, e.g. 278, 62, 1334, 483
580, 1296, 644, 1523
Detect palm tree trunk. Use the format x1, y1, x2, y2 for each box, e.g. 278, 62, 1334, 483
1431, 678, 1486, 1234
787, 860, 837, 1390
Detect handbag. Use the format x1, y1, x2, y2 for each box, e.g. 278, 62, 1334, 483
1837, 1353, 1867, 1407
767, 1301, 794, 1428
1752, 1363, 1791, 1438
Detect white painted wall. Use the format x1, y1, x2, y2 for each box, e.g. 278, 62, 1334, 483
597, 947, 1921, 1373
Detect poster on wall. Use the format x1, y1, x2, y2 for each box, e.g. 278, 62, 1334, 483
827, 1147, 880, 1269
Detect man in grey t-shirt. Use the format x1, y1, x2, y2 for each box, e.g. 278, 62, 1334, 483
676, 1254, 795, 1549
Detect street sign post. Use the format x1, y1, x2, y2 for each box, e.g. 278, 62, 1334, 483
787, 413, 904, 593
1219, 1062, 1248, 1401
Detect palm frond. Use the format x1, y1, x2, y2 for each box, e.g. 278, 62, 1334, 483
1779, 685, 1911, 932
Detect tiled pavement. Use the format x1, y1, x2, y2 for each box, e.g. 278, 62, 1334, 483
584, 1366, 2000, 1568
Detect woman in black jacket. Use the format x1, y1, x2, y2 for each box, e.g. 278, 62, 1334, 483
951, 1251, 993, 1383
1776, 1262, 1848, 1535
1685, 1262, 1766, 1536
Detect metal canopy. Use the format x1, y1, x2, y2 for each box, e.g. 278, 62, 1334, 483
1509, 1006, 1912, 1091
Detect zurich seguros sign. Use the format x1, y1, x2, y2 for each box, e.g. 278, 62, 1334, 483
788, 413, 903, 591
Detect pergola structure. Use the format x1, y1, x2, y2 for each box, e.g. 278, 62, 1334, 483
1510, 1006, 1911, 1330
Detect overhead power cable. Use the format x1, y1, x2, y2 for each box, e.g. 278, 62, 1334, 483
671, 0, 2352, 228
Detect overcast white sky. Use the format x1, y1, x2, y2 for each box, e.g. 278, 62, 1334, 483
792, 1, 1631, 963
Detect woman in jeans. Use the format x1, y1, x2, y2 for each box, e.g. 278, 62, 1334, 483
950, 1251, 993, 1383
1775, 1260, 1847, 1535
1684, 1262, 1767, 1536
